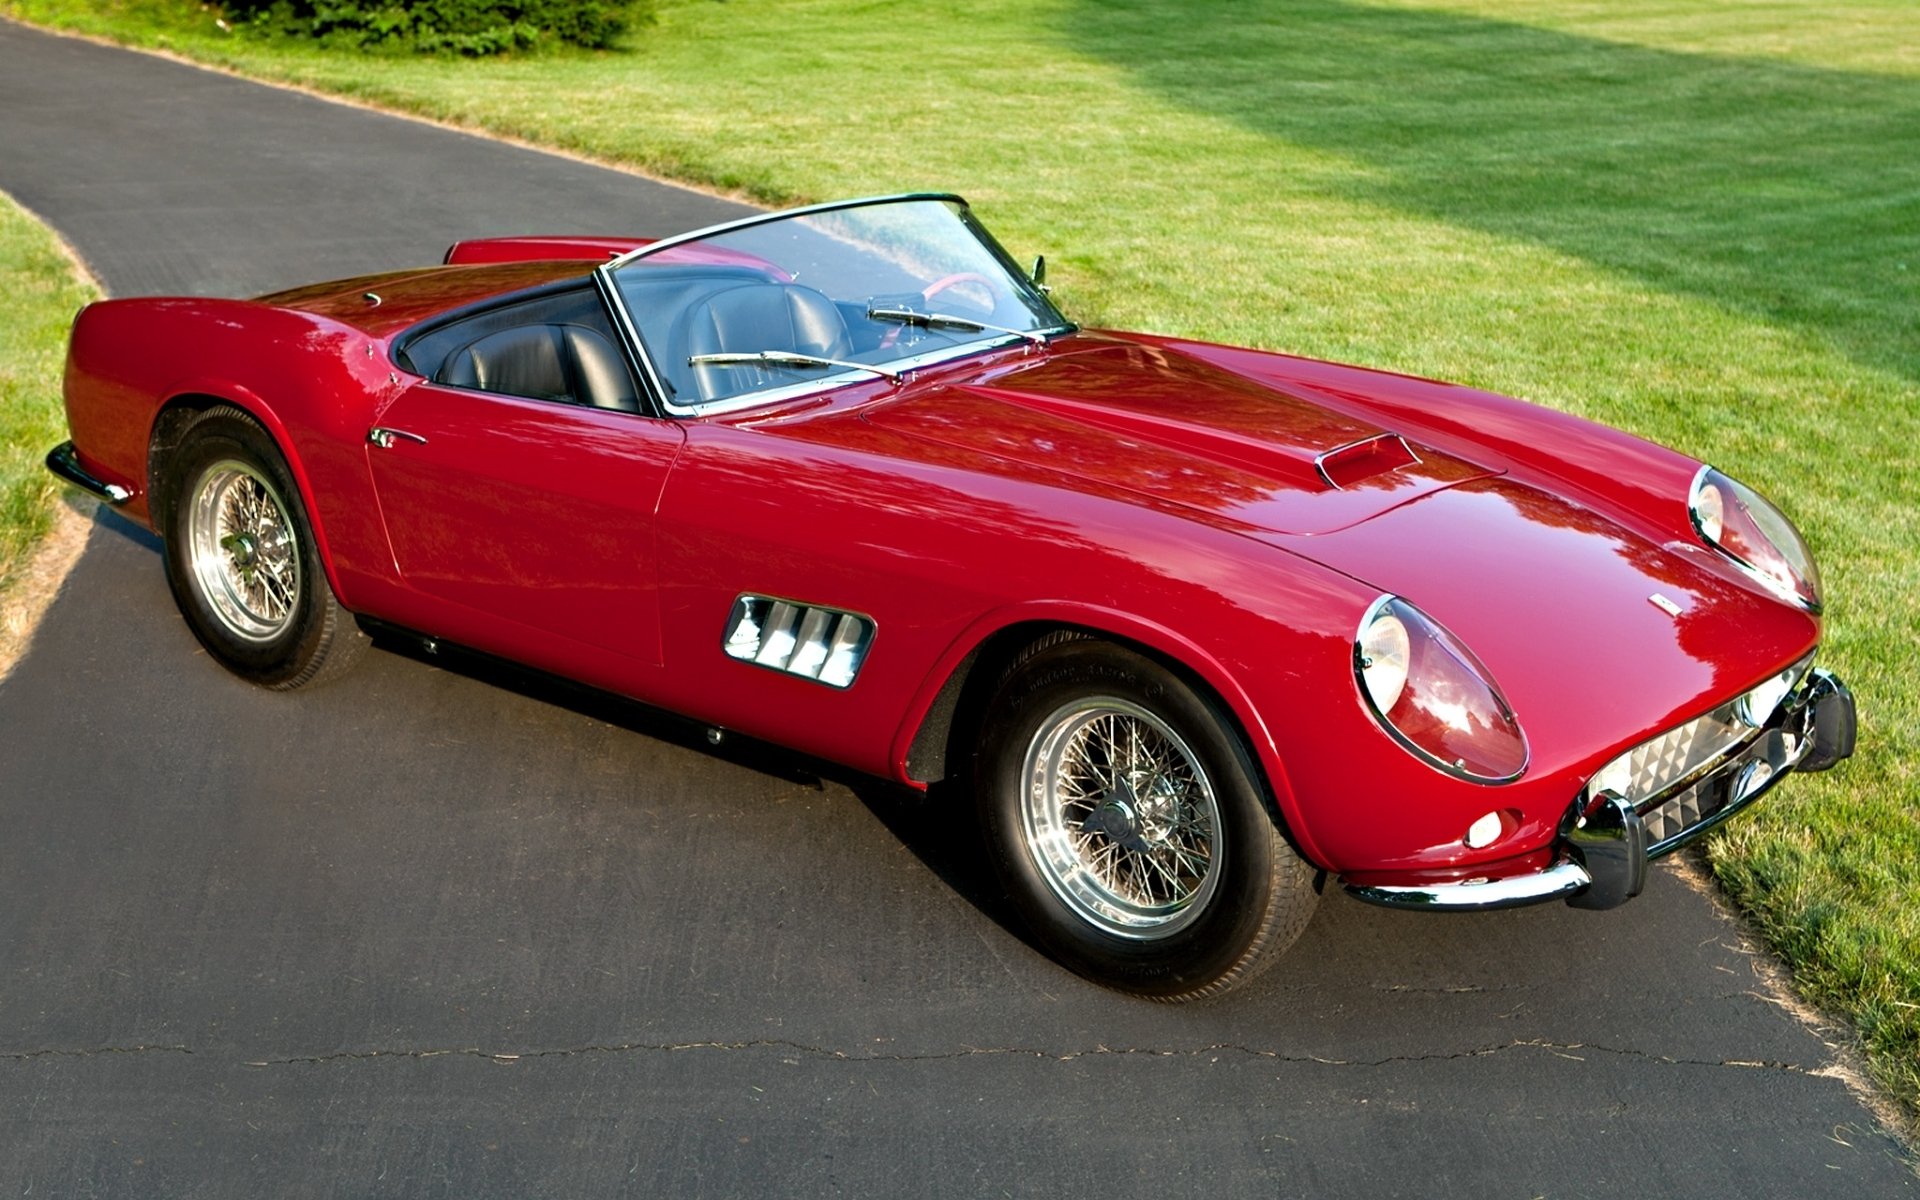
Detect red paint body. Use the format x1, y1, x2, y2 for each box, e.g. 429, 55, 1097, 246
59, 240, 1821, 888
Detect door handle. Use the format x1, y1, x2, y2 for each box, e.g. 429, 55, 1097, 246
368, 427, 428, 449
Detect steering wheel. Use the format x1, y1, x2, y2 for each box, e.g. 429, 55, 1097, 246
919, 271, 998, 316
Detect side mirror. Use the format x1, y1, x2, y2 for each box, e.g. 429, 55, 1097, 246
1030, 255, 1052, 294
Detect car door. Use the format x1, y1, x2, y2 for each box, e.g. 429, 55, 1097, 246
365, 325, 684, 668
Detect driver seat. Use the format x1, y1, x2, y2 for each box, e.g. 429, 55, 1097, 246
672, 283, 853, 402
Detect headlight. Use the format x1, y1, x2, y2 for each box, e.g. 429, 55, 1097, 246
1688, 467, 1821, 612
1354, 596, 1528, 783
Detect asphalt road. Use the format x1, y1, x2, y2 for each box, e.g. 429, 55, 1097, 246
0, 19, 1911, 1199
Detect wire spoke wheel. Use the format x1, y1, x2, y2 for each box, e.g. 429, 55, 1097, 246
980, 638, 1319, 997
162, 407, 366, 689
1019, 696, 1224, 939
185, 459, 301, 643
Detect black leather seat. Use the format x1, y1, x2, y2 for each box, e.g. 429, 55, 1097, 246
671, 283, 853, 402
562, 326, 640, 413
438, 324, 639, 413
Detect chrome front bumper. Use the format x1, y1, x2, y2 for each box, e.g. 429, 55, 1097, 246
1343, 667, 1855, 912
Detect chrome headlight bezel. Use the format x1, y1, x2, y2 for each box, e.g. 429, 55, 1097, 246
1687, 466, 1822, 614
1353, 595, 1529, 785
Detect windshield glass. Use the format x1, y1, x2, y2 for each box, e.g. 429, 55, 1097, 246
607, 197, 1070, 411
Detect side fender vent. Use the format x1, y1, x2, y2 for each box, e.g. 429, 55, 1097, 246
723, 595, 875, 689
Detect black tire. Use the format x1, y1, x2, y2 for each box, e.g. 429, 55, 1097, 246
975, 634, 1318, 1000
160, 405, 366, 690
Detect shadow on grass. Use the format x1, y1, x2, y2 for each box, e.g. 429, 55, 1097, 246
1063, 0, 1919, 383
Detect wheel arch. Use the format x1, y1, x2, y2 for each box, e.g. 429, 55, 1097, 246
892, 604, 1329, 869
147, 387, 351, 606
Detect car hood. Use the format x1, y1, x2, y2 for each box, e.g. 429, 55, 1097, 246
862, 339, 1498, 536
862, 335, 1817, 759
1270, 472, 1819, 765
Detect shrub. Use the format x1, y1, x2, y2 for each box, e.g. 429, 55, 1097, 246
223, 0, 651, 55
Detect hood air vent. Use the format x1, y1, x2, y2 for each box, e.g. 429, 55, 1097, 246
723, 595, 875, 688
1315, 433, 1420, 490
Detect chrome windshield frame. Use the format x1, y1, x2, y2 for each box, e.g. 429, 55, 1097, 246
593, 192, 1073, 419
603, 191, 968, 271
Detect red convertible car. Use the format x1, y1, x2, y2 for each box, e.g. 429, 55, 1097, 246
48, 194, 1855, 999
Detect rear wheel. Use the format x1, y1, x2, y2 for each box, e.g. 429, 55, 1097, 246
161, 406, 366, 689
976, 635, 1318, 1000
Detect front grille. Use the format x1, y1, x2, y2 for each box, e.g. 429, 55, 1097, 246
1641, 776, 1732, 847
1619, 700, 1747, 802
1602, 690, 1812, 854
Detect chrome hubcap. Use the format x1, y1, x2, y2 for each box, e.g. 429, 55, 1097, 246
186, 460, 300, 643
1019, 698, 1223, 939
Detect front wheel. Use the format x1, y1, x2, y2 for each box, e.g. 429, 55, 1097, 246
976, 635, 1318, 1000
161, 406, 366, 690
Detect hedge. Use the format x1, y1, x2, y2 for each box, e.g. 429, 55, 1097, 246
224, 0, 650, 54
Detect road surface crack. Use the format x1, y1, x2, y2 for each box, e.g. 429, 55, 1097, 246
1, 1044, 191, 1060
235, 1037, 1819, 1077
0, 1038, 1817, 1076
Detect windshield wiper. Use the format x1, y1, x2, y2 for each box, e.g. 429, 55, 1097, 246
866, 307, 1049, 346
686, 350, 903, 384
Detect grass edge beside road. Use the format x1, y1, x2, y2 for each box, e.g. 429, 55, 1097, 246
1, 1, 1915, 1138
0, 188, 100, 684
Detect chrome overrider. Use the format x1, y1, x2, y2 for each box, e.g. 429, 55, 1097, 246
45, 440, 131, 504
1342, 667, 1855, 912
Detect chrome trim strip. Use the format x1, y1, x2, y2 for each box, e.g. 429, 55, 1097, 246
1344, 858, 1593, 912
588, 265, 664, 419
818, 612, 869, 689
593, 261, 671, 415
663, 369, 865, 419
45, 440, 131, 504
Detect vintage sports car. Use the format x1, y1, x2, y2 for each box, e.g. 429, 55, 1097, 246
48, 194, 1856, 999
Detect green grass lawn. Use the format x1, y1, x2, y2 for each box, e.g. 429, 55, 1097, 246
0, 191, 96, 598
4, 0, 1917, 1118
